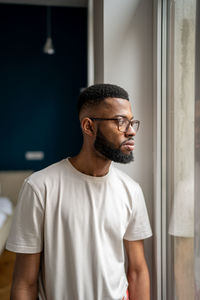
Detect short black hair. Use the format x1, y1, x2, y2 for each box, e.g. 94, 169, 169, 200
77, 83, 129, 115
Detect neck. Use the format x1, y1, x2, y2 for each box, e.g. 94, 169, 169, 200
69, 147, 111, 177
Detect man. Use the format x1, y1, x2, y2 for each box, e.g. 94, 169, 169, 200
7, 84, 152, 300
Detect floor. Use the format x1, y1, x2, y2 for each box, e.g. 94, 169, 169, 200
0, 250, 15, 300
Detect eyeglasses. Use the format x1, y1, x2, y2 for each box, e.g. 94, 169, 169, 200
90, 116, 140, 133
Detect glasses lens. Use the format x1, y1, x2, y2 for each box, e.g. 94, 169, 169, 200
118, 119, 139, 133
118, 118, 128, 132
132, 121, 139, 132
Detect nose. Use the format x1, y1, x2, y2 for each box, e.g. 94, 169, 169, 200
125, 123, 136, 137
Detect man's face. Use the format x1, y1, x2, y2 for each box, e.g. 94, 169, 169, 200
92, 98, 136, 164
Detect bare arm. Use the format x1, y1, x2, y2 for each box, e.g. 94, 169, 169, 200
124, 239, 150, 300
10, 252, 41, 300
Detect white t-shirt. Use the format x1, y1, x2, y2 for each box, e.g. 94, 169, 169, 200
6, 158, 152, 300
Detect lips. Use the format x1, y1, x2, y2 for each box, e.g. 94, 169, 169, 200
123, 140, 134, 146
122, 139, 135, 151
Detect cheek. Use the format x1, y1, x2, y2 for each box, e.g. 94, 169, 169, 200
108, 132, 124, 147
98, 124, 125, 146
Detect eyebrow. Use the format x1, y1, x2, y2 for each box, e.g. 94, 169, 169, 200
114, 114, 134, 119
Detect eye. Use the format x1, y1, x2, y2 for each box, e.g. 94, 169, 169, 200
117, 118, 126, 126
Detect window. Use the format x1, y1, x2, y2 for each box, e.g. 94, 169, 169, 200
167, 1, 196, 299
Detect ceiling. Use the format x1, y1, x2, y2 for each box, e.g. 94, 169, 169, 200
0, 0, 87, 7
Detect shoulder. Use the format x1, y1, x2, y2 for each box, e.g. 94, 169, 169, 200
111, 165, 141, 193
24, 159, 68, 195
111, 165, 145, 207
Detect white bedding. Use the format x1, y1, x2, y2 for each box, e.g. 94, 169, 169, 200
0, 211, 7, 228
0, 197, 13, 215
0, 197, 13, 228
0, 197, 13, 254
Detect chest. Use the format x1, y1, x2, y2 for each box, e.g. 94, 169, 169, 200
45, 179, 132, 239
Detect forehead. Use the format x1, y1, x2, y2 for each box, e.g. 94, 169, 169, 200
97, 97, 133, 117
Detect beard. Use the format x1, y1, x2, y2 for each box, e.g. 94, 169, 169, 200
94, 128, 134, 164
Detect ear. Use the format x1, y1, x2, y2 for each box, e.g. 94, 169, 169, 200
81, 117, 96, 136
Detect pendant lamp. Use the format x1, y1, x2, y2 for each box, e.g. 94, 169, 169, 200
43, 6, 55, 55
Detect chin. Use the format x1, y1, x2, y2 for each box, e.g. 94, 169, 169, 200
122, 150, 133, 155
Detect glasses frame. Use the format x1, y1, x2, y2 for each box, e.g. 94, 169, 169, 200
89, 117, 140, 133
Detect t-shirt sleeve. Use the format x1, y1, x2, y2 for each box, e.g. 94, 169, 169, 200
123, 184, 152, 241
6, 179, 44, 253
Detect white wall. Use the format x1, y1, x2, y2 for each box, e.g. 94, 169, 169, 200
92, 0, 154, 296
104, 0, 153, 204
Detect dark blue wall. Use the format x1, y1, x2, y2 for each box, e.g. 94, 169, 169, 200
0, 4, 87, 170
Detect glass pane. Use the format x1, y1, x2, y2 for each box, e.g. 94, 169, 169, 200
195, 1, 200, 297
167, 0, 196, 299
